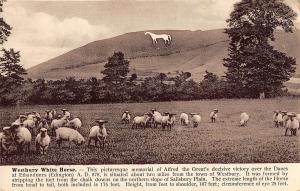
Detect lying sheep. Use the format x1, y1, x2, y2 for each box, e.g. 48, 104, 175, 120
50, 116, 69, 136
273, 110, 283, 128
240, 112, 249, 126
0, 127, 13, 156
67, 118, 82, 130
210, 109, 218, 123
180, 113, 189, 126
285, 113, 299, 136
132, 113, 152, 129
190, 113, 201, 128
56, 127, 85, 148
121, 111, 131, 124
35, 128, 51, 155
88, 120, 108, 148
10, 122, 32, 154
162, 113, 176, 131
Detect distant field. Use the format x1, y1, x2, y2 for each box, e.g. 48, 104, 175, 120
0, 98, 299, 165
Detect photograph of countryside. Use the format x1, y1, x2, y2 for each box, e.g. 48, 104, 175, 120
0, 0, 300, 165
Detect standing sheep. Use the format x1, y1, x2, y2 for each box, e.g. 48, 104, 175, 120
240, 112, 250, 126
210, 109, 218, 123
44, 110, 53, 124
180, 113, 189, 126
190, 113, 201, 128
0, 127, 13, 156
10, 123, 32, 154
121, 111, 131, 124
67, 118, 82, 130
56, 127, 85, 148
35, 128, 51, 155
88, 120, 108, 148
285, 113, 299, 136
132, 113, 152, 129
273, 110, 283, 128
50, 116, 69, 136
151, 109, 163, 128
162, 113, 176, 131
62, 109, 71, 119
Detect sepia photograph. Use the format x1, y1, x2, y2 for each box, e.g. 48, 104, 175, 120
0, 0, 299, 166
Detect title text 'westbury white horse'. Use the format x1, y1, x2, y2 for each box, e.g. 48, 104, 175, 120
145, 32, 172, 45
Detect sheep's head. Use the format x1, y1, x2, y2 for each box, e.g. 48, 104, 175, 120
40, 128, 47, 138
240, 120, 245, 126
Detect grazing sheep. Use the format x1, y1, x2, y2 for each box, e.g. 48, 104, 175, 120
10, 123, 32, 154
88, 120, 108, 148
51, 109, 57, 119
121, 111, 131, 124
240, 112, 249, 126
273, 110, 283, 128
190, 113, 201, 127
38, 119, 49, 132
132, 113, 152, 129
285, 113, 299, 136
180, 113, 189, 126
210, 109, 218, 123
67, 118, 82, 130
35, 128, 51, 155
23, 118, 37, 135
62, 109, 71, 118
0, 127, 13, 156
151, 109, 163, 128
162, 113, 176, 131
44, 110, 53, 124
56, 127, 85, 148
50, 116, 69, 136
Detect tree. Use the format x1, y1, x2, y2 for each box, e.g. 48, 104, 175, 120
0, 0, 26, 105
223, 0, 297, 98
101, 52, 130, 102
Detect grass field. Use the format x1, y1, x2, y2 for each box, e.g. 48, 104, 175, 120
0, 98, 299, 165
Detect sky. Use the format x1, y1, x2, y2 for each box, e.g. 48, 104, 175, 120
2, 0, 300, 69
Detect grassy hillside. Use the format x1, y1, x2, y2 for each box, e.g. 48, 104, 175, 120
27, 29, 300, 81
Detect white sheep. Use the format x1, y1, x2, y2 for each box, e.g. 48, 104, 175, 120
180, 113, 189, 126
22, 118, 36, 135
56, 127, 85, 148
273, 110, 283, 128
44, 110, 53, 124
67, 118, 82, 130
190, 113, 201, 127
50, 116, 69, 136
281, 111, 289, 127
35, 128, 51, 155
38, 119, 49, 132
88, 120, 108, 148
210, 109, 218, 123
62, 109, 71, 118
121, 111, 131, 124
240, 112, 250, 126
132, 113, 152, 129
162, 113, 176, 131
0, 127, 13, 155
10, 122, 32, 154
151, 109, 163, 128
285, 113, 299, 136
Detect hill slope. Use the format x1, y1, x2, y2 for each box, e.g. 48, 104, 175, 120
27, 29, 300, 81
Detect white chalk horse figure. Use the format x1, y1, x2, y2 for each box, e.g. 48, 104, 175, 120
145, 32, 172, 45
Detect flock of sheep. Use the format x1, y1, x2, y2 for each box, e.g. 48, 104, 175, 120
0, 109, 108, 156
0, 108, 299, 157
